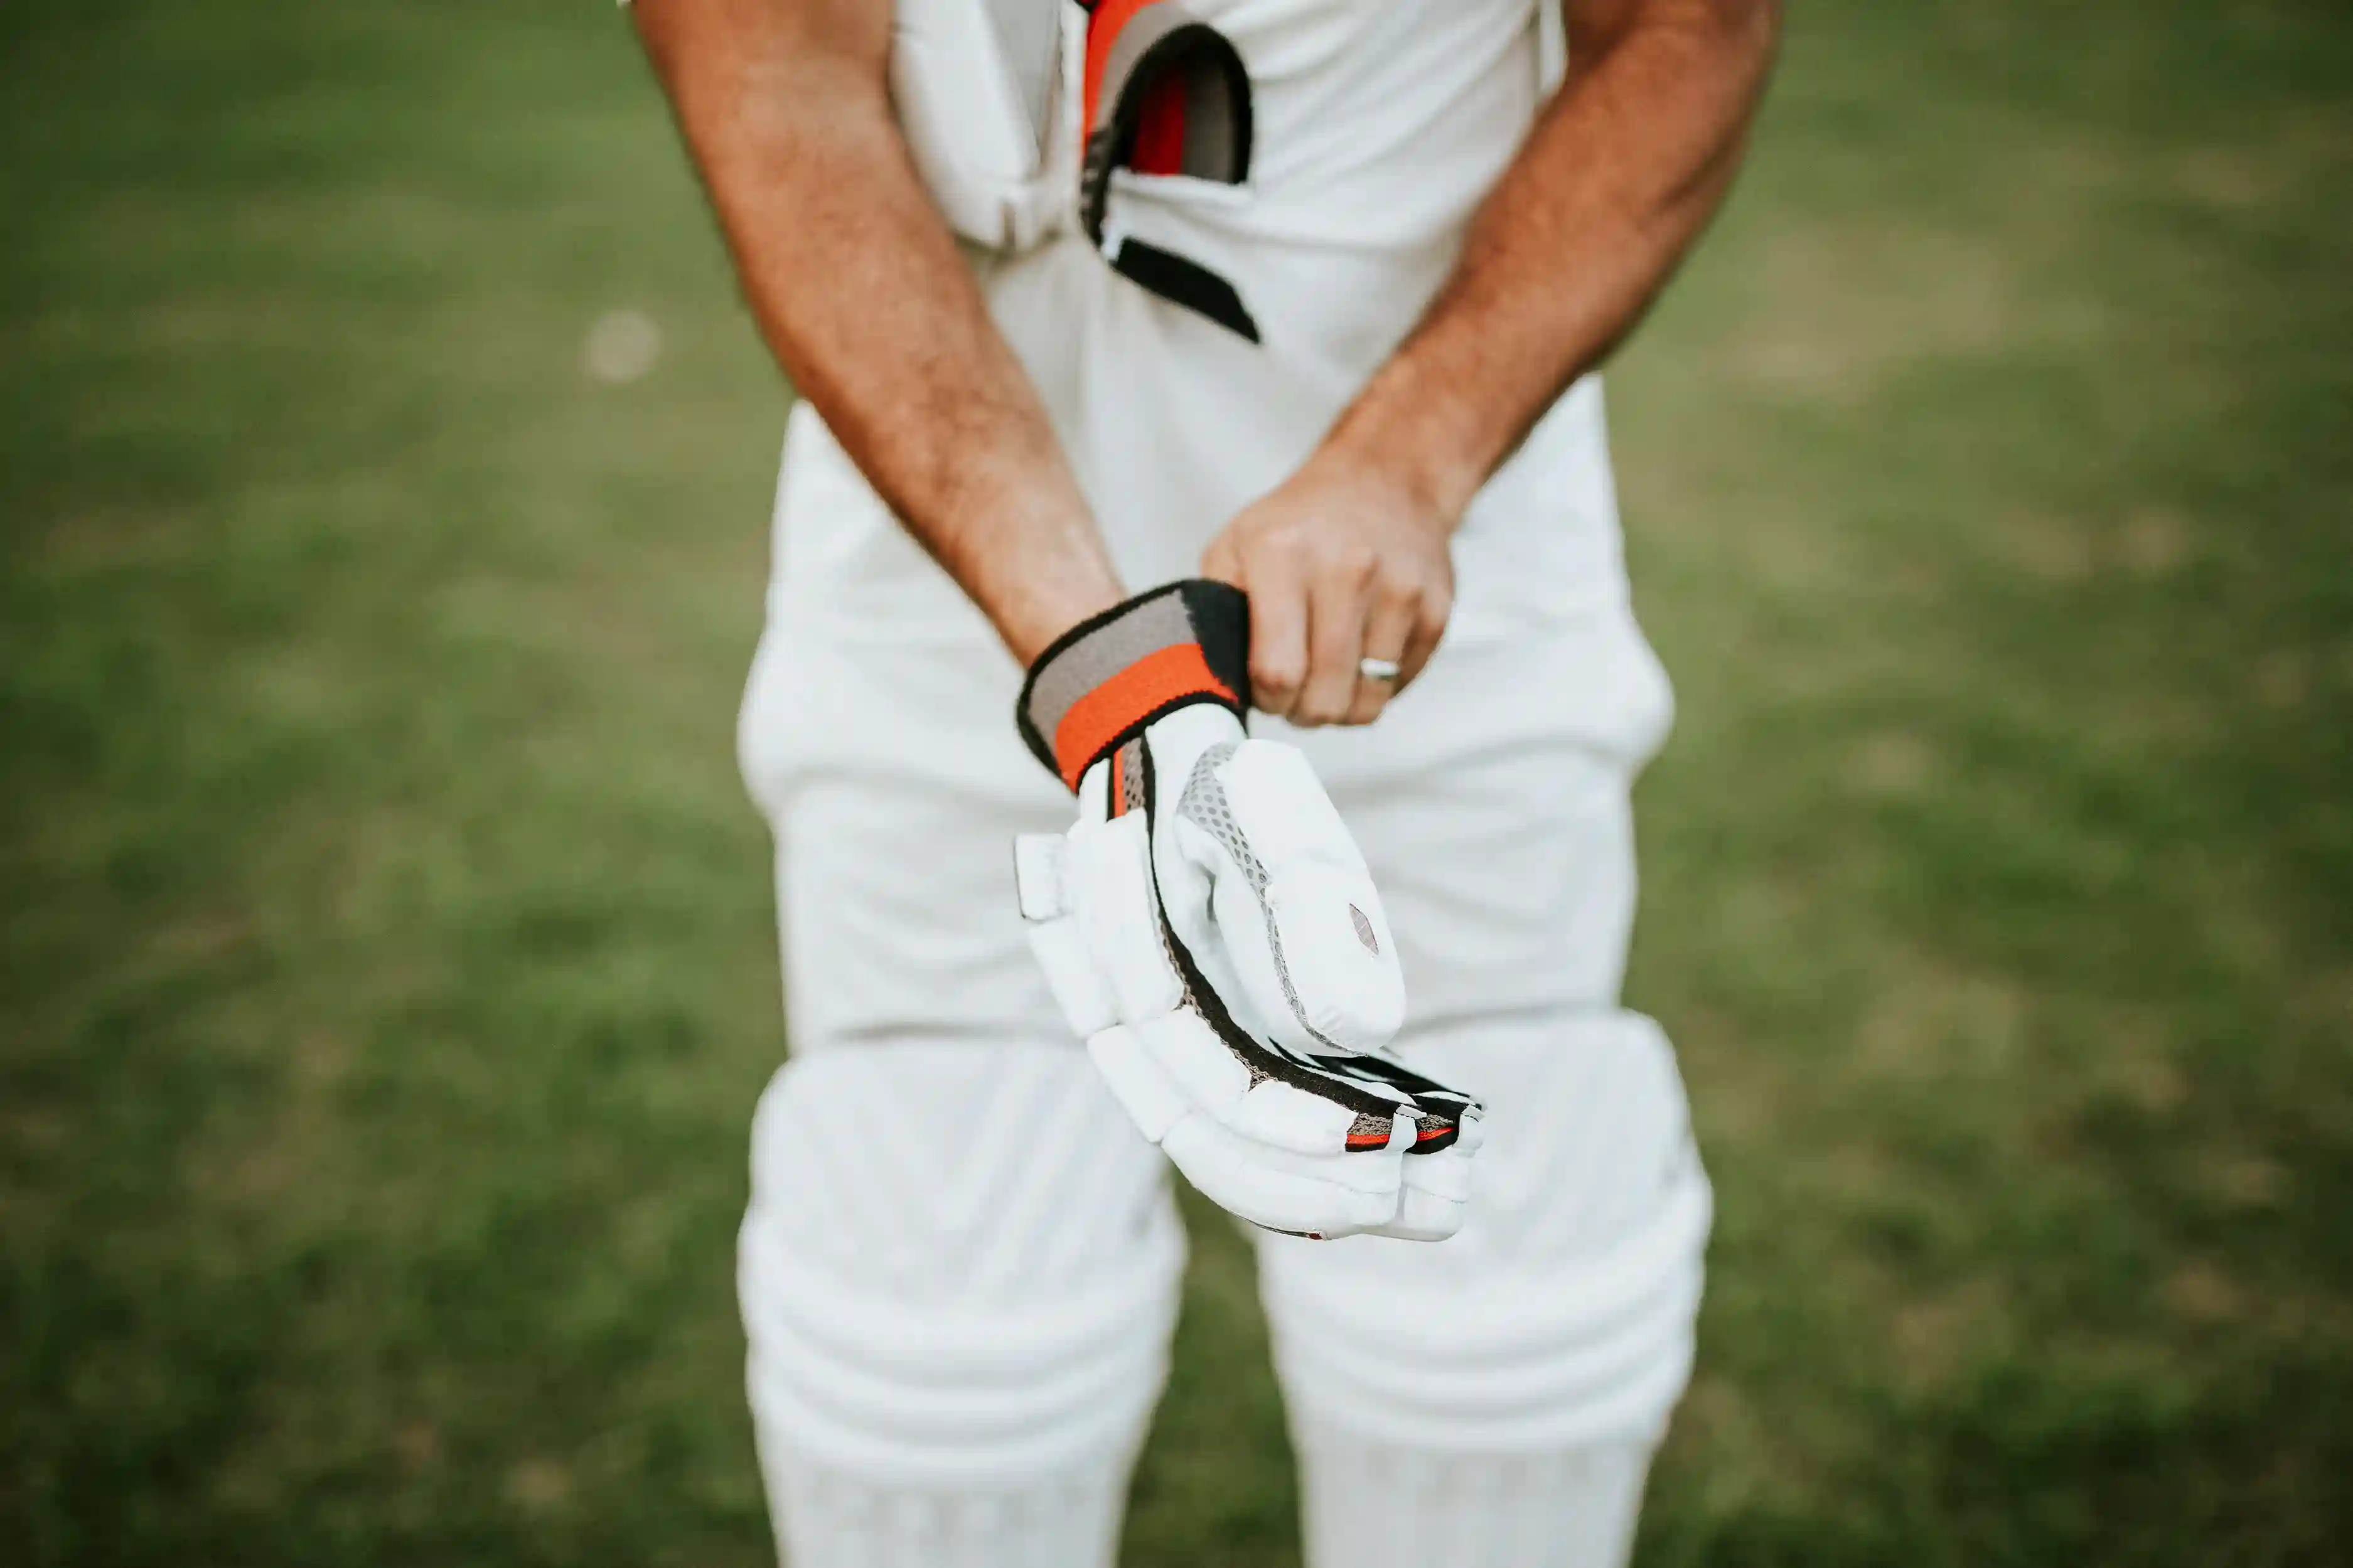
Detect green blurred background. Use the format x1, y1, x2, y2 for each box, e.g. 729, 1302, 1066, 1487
4, 1, 2349, 1563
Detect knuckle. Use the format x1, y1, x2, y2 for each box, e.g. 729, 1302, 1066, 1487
1373, 562, 1422, 607
1252, 658, 1302, 696
1292, 687, 1344, 726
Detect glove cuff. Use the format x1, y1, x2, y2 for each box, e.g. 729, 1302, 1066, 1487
1017, 580, 1252, 791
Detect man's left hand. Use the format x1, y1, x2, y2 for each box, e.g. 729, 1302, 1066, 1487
1201, 451, 1455, 728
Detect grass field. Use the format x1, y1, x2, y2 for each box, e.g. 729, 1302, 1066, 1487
4, 2, 2349, 1564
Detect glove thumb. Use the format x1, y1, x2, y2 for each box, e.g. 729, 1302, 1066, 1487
1176, 739, 1405, 1054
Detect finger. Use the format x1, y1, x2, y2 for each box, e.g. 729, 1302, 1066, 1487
1294, 559, 1370, 726
1200, 531, 1243, 589
1341, 579, 1418, 725
1393, 581, 1452, 694
1242, 545, 1309, 718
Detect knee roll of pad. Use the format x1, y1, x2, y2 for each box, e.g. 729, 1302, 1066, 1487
1257, 1011, 1712, 1453
739, 1043, 1185, 1488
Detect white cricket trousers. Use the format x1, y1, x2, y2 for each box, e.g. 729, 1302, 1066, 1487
733, 574, 1711, 1568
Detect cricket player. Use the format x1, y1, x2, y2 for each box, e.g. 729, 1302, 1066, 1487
631, 0, 1777, 1561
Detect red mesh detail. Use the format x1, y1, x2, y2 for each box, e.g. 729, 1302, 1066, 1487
1128, 72, 1189, 174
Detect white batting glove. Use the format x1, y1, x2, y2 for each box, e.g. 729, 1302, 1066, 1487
1013, 582, 1484, 1240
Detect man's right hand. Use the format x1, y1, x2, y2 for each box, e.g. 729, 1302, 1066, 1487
1012, 582, 1486, 1241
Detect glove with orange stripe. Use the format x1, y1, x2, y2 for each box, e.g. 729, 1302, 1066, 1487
1012, 581, 1484, 1240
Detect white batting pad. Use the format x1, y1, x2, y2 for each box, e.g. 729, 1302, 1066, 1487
739, 1044, 1181, 1567
1257, 1013, 1711, 1450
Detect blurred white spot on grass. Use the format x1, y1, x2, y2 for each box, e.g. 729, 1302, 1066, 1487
2162, 1260, 2245, 1325
1997, 509, 2095, 584
2206, 1154, 2290, 1213
2119, 507, 2192, 579
584, 308, 662, 384
2255, 651, 2308, 710
505, 1456, 572, 1514
1847, 729, 1936, 797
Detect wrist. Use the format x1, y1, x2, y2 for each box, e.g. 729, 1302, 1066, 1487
970, 502, 1126, 666
1319, 363, 1494, 532
999, 567, 1126, 668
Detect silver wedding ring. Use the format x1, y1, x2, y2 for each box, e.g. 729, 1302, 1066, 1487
1358, 656, 1402, 683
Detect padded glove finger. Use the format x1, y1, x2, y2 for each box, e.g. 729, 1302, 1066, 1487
1089, 1021, 1418, 1239
1310, 1040, 1491, 1163
1068, 809, 1186, 1025
1013, 833, 1118, 1038
1160, 1112, 1413, 1240
1380, 1140, 1479, 1242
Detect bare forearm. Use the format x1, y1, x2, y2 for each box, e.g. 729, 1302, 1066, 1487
1328, 0, 1779, 518
635, 0, 1120, 661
